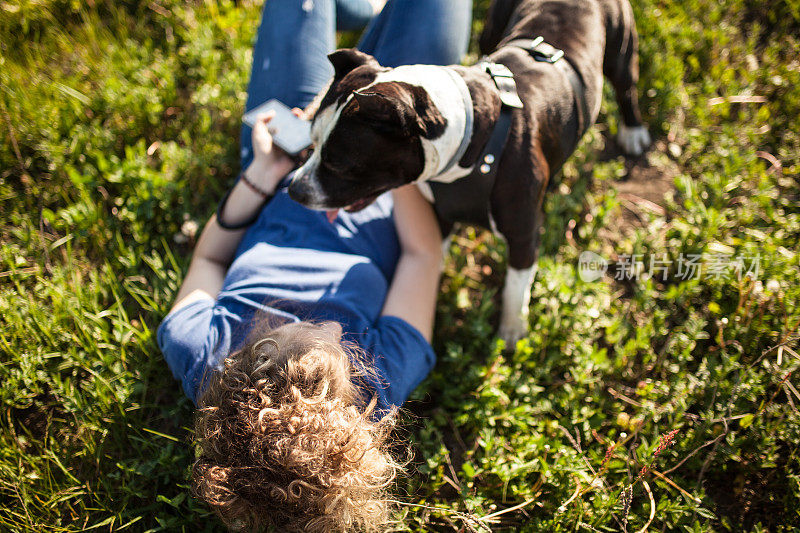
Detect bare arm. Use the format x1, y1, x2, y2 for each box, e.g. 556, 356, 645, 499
170, 112, 295, 313
381, 184, 443, 342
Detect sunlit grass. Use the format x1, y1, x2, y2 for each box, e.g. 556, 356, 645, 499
1, 0, 799, 530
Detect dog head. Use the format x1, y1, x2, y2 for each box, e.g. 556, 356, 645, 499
288, 49, 469, 211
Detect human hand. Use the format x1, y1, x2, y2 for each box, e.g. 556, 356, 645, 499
244, 111, 297, 194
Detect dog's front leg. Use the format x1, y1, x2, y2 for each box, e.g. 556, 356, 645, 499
499, 263, 538, 346
498, 227, 541, 347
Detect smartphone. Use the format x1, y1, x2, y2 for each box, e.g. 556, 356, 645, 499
243, 99, 312, 156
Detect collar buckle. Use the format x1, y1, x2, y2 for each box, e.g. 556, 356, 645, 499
510, 36, 565, 64
480, 61, 524, 109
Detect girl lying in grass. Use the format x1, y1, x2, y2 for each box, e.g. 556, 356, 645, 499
157, 0, 471, 530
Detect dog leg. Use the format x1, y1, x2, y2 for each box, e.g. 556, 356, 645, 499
441, 234, 453, 260
618, 123, 651, 157
604, 1, 652, 156
495, 200, 545, 348
499, 236, 540, 347
499, 264, 537, 346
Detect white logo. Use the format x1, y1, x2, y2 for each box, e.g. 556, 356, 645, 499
578, 251, 608, 282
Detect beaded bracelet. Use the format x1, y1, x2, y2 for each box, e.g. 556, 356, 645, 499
215, 174, 274, 230
240, 171, 273, 198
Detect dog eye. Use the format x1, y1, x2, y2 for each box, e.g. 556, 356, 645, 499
322, 159, 344, 173
322, 161, 359, 182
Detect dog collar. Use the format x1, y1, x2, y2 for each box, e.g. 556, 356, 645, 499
427, 38, 589, 231
427, 60, 523, 230
435, 67, 475, 177
463, 60, 524, 181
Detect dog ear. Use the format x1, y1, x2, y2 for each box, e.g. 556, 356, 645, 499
328, 49, 379, 79
351, 91, 407, 132
351, 83, 448, 139
408, 85, 447, 140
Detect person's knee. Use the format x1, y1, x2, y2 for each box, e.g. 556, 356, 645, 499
336, 0, 377, 31
364, 0, 471, 67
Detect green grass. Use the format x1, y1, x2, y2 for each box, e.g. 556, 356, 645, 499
1, 0, 799, 530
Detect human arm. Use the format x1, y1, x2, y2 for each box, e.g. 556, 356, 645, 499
169, 112, 295, 313
380, 184, 443, 342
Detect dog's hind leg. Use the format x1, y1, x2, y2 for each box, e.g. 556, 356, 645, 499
441, 234, 453, 263
603, 0, 651, 156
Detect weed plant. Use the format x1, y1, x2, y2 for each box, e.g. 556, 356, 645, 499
1, 0, 799, 530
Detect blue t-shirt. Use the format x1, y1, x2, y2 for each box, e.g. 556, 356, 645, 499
156, 179, 436, 412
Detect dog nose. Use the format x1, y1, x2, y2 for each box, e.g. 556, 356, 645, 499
287, 177, 310, 204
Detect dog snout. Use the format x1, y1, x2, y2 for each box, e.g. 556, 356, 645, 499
288, 172, 328, 208
287, 175, 312, 204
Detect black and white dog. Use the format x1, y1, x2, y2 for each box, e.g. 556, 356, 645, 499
288, 0, 651, 344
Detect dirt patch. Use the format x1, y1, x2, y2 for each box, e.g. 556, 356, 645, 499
608, 139, 681, 231
8, 391, 61, 447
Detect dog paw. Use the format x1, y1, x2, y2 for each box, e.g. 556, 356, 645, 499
617, 124, 652, 156
498, 316, 528, 348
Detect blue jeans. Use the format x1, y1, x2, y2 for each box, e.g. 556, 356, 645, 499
240, 0, 472, 169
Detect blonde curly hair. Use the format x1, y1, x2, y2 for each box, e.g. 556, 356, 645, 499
192, 320, 400, 532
